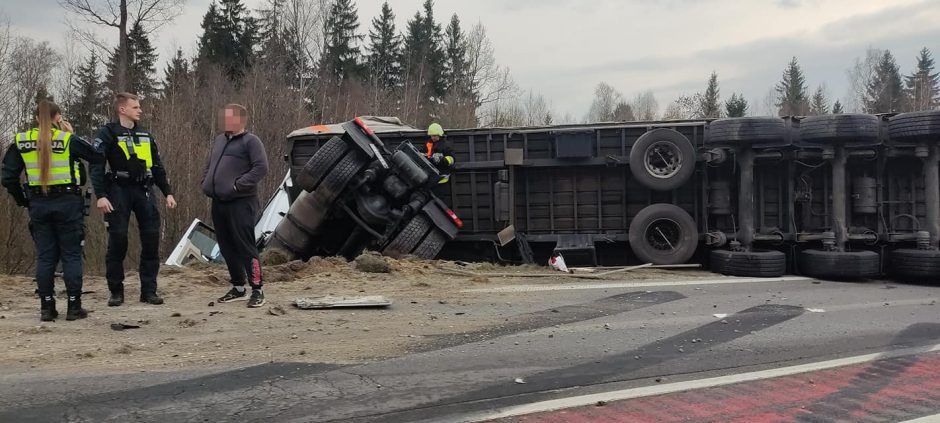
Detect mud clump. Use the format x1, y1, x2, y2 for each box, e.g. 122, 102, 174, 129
354, 252, 391, 273
261, 248, 293, 266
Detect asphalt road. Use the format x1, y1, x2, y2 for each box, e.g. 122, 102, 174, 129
1, 275, 938, 422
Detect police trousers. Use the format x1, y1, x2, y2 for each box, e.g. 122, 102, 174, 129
29, 193, 85, 299
105, 184, 161, 295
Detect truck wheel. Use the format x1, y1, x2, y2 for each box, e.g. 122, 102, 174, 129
800, 114, 880, 145
799, 249, 880, 280
889, 249, 940, 281
710, 249, 786, 277
412, 230, 447, 259
311, 151, 368, 204
287, 191, 328, 234
707, 117, 787, 145
888, 110, 940, 142
628, 203, 698, 265
629, 129, 696, 191
383, 215, 438, 259
295, 137, 349, 192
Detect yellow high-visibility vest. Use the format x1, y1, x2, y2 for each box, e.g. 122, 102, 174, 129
116, 131, 153, 169
14, 128, 80, 186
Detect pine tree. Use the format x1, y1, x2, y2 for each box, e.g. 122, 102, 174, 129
905, 47, 939, 111
725, 93, 748, 117
612, 101, 635, 121
810, 85, 830, 115
161, 48, 192, 99
366, 2, 401, 90
319, 0, 364, 81
197, 0, 259, 79
866, 50, 905, 114
832, 100, 844, 114
443, 14, 468, 94
700, 71, 721, 118
68, 53, 107, 137
402, 0, 445, 99
775, 57, 809, 116
106, 22, 158, 98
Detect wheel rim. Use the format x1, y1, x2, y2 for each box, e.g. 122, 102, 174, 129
645, 141, 683, 179
644, 218, 682, 254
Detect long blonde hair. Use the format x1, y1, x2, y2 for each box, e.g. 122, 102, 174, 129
35, 100, 61, 193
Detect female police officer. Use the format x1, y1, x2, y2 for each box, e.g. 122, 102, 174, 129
1, 100, 105, 321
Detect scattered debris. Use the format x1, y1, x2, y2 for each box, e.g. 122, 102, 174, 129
110, 323, 141, 331
514, 378, 526, 384
115, 344, 135, 354
354, 252, 391, 273
713, 314, 728, 319
268, 306, 288, 316
178, 319, 198, 328
22, 326, 53, 335
208, 302, 215, 307
171, 312, 182, 317
604, 323, 612, 330
595, 401, 608, 407
294, 296, 391, 310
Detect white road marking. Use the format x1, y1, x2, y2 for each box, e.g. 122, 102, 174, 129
461, 343, 940, 422
463, 276, 813, 293
806, 308, 826, 313
712, 313, 729, 318
901, 414, 940, 423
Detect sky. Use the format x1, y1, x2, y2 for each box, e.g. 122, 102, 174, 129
4, 0, 940, 118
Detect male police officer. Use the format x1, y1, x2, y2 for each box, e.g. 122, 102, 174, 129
91, 93, 176, 306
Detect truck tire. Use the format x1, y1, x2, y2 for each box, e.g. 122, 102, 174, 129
889, 249, 940, 280
707, 117, 787, 145
412, 229, 447, 259
295, 137, 349, 192
710, 249, 786, 277
287, 191, 328, 234
800, 114, 880, 145
629, 129, 696, 191
383, 215, 434, 258
311, 151, 368, 204
888, 110, 940, 142
799, 249, 880, 280
628, 203, 698, 265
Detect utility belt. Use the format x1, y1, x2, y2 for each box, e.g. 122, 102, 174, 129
26, 185, 82, 196
108, 170, 153, 187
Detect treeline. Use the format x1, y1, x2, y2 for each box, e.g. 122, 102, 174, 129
589, 47, 939, 122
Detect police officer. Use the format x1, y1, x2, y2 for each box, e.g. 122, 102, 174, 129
1, 100, 105, 321
91, 93, 176, 307
423, 123, 455, 184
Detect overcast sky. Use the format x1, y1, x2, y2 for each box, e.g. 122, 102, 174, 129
4, 0, 940, 118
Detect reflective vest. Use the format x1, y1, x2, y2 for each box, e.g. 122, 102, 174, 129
14, 128, 80, 186
116, 131, 154, 170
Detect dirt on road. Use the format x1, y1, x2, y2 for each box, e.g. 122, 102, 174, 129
0, 256, 713, 376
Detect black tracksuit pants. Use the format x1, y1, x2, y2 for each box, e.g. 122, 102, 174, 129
211, 196, 263, 289
105, 184, 161, 295
29, 193, 85, 299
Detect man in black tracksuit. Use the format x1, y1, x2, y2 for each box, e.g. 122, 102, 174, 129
91, 93, 176, 306
202, 104, 269, 308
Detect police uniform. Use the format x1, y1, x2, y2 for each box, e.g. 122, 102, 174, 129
1, 127, 104, 320
89, 122, 172, 304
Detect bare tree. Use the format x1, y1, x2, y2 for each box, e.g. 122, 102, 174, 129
845, 47, 883, 113
631, 90, 659, 120
58, 0, 184, 92
466, 23, 515, 117
662, 94, 702, 120
586, 82, 621, 122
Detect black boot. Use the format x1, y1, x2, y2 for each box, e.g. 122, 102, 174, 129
140, 292, 164, 305
66, 296, 88, 321
40, 296, 58, 322
108, 291, 124, 307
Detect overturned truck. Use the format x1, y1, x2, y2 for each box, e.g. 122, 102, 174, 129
274, 111, 940, 281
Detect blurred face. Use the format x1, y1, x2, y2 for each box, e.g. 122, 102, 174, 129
430, 135, 441, 142
220, 108, 247, 133
118, 99, 142, 122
